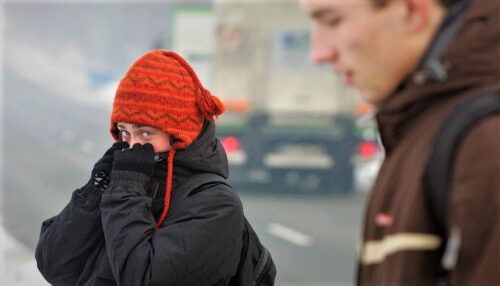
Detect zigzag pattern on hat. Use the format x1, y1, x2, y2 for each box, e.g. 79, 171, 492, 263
112, 107, 202, 127
134, 64, 192, 77
116, 92, 197, 108
123, 75, 198, 94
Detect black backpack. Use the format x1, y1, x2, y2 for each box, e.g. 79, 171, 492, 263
173, 173, 276, 286
425, 91, 500, 285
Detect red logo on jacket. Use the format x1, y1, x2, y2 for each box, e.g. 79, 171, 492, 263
375, 213, 393, 227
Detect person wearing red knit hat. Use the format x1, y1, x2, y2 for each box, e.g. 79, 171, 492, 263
35, 50, 254, 285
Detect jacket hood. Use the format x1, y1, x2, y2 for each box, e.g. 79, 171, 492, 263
150, 119, 228, 226
376, 0, 500, 152
159, 119, 229, 181
150, 119, 228, 194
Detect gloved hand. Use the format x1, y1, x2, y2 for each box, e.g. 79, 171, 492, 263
112, 143, 156, 178
91, 141, 129, 190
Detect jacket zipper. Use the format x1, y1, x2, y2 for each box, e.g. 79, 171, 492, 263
151, 181, 159, 199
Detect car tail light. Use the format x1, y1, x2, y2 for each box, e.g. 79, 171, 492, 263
221, 137, 240, 154
359, 141, 378, 160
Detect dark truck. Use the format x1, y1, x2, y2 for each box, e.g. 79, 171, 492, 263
216, 112, 359, 195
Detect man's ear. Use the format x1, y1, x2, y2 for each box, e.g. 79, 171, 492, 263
402, 0, 431, 33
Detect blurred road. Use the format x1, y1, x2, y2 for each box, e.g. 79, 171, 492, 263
243, 194, 366, 286
2, 68, 368, 285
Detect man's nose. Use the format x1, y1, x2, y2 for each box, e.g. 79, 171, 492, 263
128, 136, 143, 147
310, 25, 338, 63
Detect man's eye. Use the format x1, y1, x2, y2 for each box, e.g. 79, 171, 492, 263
323, 17, 342, 27
120, 131, 130, 137
142, 131, 152, 137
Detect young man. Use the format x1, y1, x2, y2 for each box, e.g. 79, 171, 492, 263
36, 50, 244, 285
303, 0, 500, 285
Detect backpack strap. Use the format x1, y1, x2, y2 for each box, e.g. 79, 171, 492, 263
425, 91, 500, 284
425, 91, 500, 235
253, 241, 271, 282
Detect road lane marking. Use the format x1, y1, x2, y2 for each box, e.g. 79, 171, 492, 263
267, 223, 314, 247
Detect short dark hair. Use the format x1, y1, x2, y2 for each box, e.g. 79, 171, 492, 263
371, 0, 460, 8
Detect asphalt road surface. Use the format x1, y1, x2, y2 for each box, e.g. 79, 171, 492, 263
2, 68, 368, 286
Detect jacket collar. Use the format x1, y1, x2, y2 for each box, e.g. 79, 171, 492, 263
150, 120, 229, 199
375, 0, 500, 152
411, 0, 473, 85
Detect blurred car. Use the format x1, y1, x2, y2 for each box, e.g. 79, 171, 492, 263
216, 113, 359, 195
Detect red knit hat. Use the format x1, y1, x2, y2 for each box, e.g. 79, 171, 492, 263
110, 50, 225, 229
110, 49, 225, 148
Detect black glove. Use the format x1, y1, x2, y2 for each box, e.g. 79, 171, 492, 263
92, 141, 129, 190
112, 143, 156, 177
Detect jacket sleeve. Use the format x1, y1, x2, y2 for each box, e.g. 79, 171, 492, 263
35, 180, 104, 285
100, 170, 244, 286
450, 117, 500, 285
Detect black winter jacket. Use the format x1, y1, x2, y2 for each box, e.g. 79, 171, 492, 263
36, 121, 244, 286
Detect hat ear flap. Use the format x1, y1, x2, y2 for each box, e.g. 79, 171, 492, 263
110, 122, 121, 142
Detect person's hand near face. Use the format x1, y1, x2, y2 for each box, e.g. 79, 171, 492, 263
110, 122, 173, 180
112, 143, 156, 179
91, 141, 129, 191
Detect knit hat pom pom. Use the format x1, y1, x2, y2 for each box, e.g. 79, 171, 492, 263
199, 89, 226, 121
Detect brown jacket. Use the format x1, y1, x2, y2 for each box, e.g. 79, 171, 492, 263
357, 0, 500, 285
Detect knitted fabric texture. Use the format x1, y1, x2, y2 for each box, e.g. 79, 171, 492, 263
109, 50, 225, 229
110, 49, 225, 149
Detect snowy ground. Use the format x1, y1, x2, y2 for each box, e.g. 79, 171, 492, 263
0, 220, 49, 285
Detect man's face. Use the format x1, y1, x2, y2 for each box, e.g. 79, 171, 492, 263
303, 0, 424, 105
